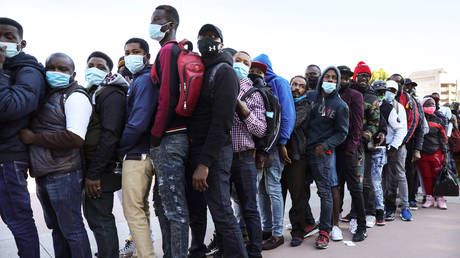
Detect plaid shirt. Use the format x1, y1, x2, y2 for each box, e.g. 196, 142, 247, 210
231, 77, 267, 152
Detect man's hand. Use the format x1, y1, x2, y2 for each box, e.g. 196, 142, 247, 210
376, 132, 385, 146
442, 153, 448, 167
193, 164, 209, 192
256, 155, 265, 169
314, 144, 326, 155
236, 100, 250, 120
19, 129, 36, 144
362, 131, 372, 142
412, 150, 421, 162
85, 178, 101, 199
279, 145, 291, 165
387, 146, 397, 161
0, 45, 6, 69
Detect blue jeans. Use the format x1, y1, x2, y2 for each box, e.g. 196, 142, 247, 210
231, 152, 262, 257
152, 133, 189, 258
329, 150, 338, 187
370, 147, 387, 210
0, 161, 40, 258
36, 169, 92, 258
257, 148, 284, 237
307, 150, 333, 232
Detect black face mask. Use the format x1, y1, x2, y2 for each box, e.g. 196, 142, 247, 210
307, 76, 318, 89
248, 73, 265, 87
198, 38, 220, 57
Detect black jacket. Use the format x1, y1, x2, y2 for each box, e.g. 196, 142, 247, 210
188, 52, 239, 167
85, 74, 128, 180
0, 52, 46, 162
286, 97, 311, 160
421, 115, 448, 155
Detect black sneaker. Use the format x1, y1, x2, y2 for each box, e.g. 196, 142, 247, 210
376, 209, 385, 226
352, 228, 367, 242
262, 231, 272, 241
409, 201, 418, 210
212, 251, 223, 258
385, 210, 395, 221
262, 236, 284, 250
205, 234, 219, 256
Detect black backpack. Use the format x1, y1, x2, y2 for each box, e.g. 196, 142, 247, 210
241, 79, 281, 155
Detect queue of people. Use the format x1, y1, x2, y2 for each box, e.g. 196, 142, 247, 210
0, 4, 459, 258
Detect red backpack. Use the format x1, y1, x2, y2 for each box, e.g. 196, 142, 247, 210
174, 39, 205, 116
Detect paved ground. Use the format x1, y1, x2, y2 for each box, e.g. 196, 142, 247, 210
1, 177, 460, 258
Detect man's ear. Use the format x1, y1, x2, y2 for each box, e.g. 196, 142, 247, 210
70, 71, 76, 83
144, 53, 151, 64
19, 40, 26, 51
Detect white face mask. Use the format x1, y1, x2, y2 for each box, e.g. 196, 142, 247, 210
149, 23, 170, 41
124, 54, 145, 74
0, 41, 20, 58
85, 67, 108, 87
385, 91, 396, 102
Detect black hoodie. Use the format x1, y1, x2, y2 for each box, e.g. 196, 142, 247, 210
188, 51, 239, 167
0, 52, 46, 161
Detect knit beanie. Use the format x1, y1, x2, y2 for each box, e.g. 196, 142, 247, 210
353, 61, 372, 82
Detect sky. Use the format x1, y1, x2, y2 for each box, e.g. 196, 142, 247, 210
3, 0, 460, 84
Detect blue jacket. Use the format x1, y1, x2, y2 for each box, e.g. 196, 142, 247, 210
0, 52, 46, 162
306, 66, 349, 151
118, 65, 158, 157
253, 54, 295, 145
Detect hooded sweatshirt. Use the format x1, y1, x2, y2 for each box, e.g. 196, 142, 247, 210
253, 54, 295, 145
338, 83, 364, 154
306, 66, 349, 151
0, 52, 46, 162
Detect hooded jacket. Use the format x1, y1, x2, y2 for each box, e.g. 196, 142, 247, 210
0, 52, 46, 162
188, 51, 239, 167
353, 83, 380, 141
85, 73, 128, 180
338, 83, 364, 154
118, 65, 158, 157
306, 66, 349, 151
286, 97, 312, 160
253, 54, 295, 145
422, 114, 448, 155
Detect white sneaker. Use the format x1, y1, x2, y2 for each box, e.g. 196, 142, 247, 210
349, 218, 358, 234
286, 223, 293, 230
366, 215, 376, 228
331, 226, 343, 241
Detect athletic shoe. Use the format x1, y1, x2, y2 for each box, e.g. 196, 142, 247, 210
286, 223, 293, 230
303, 224, 319, 238
423, 195, 435, 208
119, 239, 136, 258
385, 211, 395, 221
352, 228, 367, 242
339, 213, 352, 223
365, 215, 376, 228
315, 231, 329, 249
437, 197, 448, 210
376, 209, 385, 226
331, 226, 343, 241
409, 201, 418, 210
213, 251, 223, 258
262, 236, 284, 250
290, 236, 303, 247
400, 208, 413, 221
205, 234, 219, 256
349, 218, 357, 234
262, 231, 272, 241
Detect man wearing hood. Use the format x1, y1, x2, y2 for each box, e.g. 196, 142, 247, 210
20, 52, 93, 257
252, 53, 295, 250
0, 17, 45, 258
82, 51, 128, 258
118, 37, 158, 258
187, 24, 247, 258
305, 66, 350, 248
333, 65, 366, 241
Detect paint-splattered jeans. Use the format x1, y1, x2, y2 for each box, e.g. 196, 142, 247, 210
370, 147, 387, 210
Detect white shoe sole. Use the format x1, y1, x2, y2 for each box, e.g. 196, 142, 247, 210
304, 228, 319, 238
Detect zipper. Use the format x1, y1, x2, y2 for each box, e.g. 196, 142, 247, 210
182, 61, 202, 109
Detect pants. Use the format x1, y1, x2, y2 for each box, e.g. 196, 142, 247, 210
0, 161, 40, 258
416, 150, 444, 196
187, 145, 248, 258
230, 152, 262, 257
122, 157, 155, 258
405, 139, 418, 203
152, 134, 189, 258
307, 150, 332, 232
36, 169, 91, 258
347, 148, 375, 217
284, 158, 309, 237
336, 150, 366, 230
83, 171, 121, 258
257, 148, 284, 237
384, 145, 409, 211
370, 148, 387, 210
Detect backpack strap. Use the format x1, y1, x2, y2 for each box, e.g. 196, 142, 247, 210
240, 87, 259, 101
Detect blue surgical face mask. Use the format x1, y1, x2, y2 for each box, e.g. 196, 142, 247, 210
124, 54, 145, 75
233, 62, 249, 80
322, 82, 336, 94
0, 41, 20, 58
46, 71, 70, 88
385, 91, 396, 102
149, 23, 169, 41
85, 67, 108, 87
